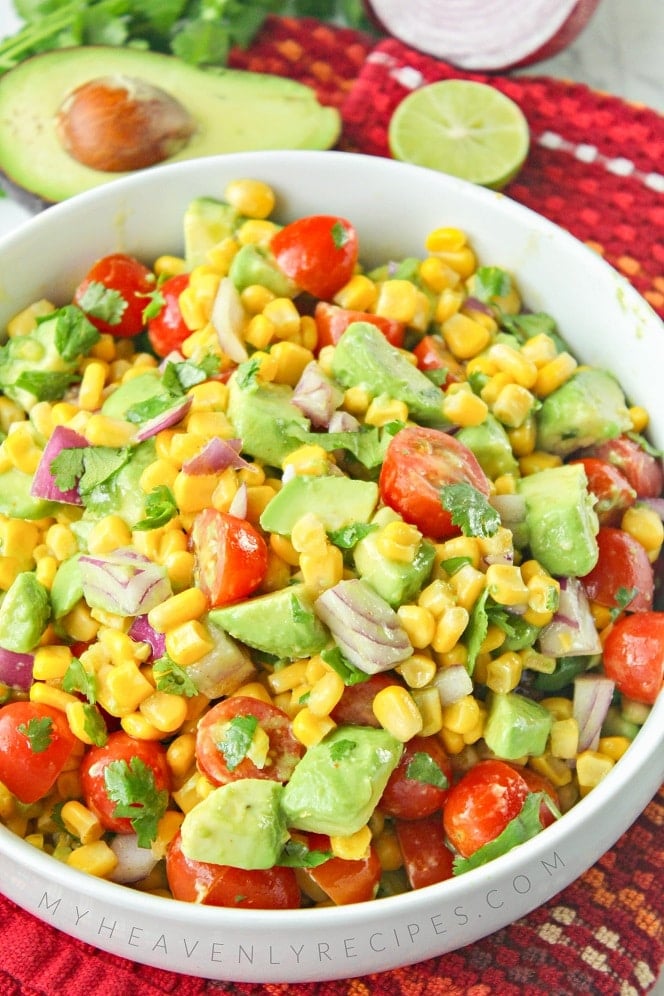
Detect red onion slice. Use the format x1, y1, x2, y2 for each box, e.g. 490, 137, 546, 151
210, 277, 248, 364
292, 361, 344, 429
128, 614, 166, 659
0, 647, 34, 690
573, 674, 615, 752
538, 576, 602, 658
109, 833, 159, 883
30, 425, 89, 504
134, 395, 192, 442
79, 548, 172, 617
182, 436, 249, 475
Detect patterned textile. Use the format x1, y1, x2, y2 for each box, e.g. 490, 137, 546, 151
0, 15, 662, 996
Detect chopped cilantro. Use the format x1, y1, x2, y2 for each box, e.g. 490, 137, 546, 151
14, 370, 80, 401
82, 704, 108, 747
441, 555, 473, 576
52, 305, 100, 360
76, 281, 127, 326
162, 355, 221, 393
103, 756, 169, 848
406, 752, 448, 789
441, 482, 500, 538
141, 287, 166, 323
610, 586, 638, 620
124, 394, 180, 424
153, 655, 198, 697
472, 266, 511, 302
464, 587, 489, 675
235, 357, 261, 389
17, 716, 53, 754
453, 792, 559, 875
329, 738, 357, 762
278, 839, 332, 868
289, 421, 402, 469
217, 714, 259, 771
321, 645, 370, 685
327, 522, 377, 549
50, 445, 131, 496
133, 485, 178, 531
62, 657, 97, 704
331, 220, 351, 249
290, 594, 311, 625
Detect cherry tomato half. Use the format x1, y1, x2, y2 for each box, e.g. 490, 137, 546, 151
73, 253, 156, 337
314, 301, 405, 351
301, 833, 382, 905
412, 334, 464, 389
330, 672, 404, 728
146, 272, 191, 357
584, 437, 664, 499
581, 526, 654, 612
191, 509, 268, 608
602, 611, 664, 705
0, 702, 78, 804
396, 814, 455, 890
166, 831, 300, 909
271, 215, 359, 301
195, 697, 303, 786
506, 764, 559, 829
443, 758, 530, 858
80, 731, 171, 834
379, 735, 452, 820
569, 457, 636, 526
379, 426, 491, 542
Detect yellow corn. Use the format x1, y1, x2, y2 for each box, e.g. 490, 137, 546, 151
86, 515, 133, 555
621, 504, 664, 561
270, 341, 314, 386
441, 312, 491, 360
540, 696, 573, 721
120, 711, 164, 741
290, 514, 329, 557
329, 825, 371, 861
411, 686, 444, 736
173, 471, 218, 513
435, 288, 464, 323
292, 707, 336, 747
597, 736, 631, 762
245, 314, 276, 350
576, 750, 615, 796
154, 254, 187, 278
374, 827, 403, 871
98, 627, 147, 666
35, 555, 58, 589
333, 274, 377, 311
486, 652, 523, 694
373, 279, 419, 324
147, 587, 207, 634
365, 395, 410, 427
78, 361, 107, 412
442, 695, 481, 735
432, 606, 470, 654
449, 564, 486, 612
519, 451, 563, 475
492, 383, 535, 429
241, 284, 276, 315
0, 518, 40, 562
269, 533, 300, 567
166, 732, 197, 781
61, 602, 100, 643
372, 685, 423, 741
60, 800, 104, 844
263, 297, 300, 340
67, 840, 118, 877
479, 624, 507, 655
520, 333, 559, 367
505, 417, 536, 457
375, 520, 421, 564
282, 444, 331, 478
426, 227, 467, 253
436, 536, 482, 572
97, 662, 154, 716
225, 178, 275, 218
0, 397, 25, 436
396, 653, 437, 689
30, 683, 79, 713
550, 717, 580, 759
419, 256, 461, 292
4, 424, 42, 475
441, 385, 489, 426
32, 645, 72, 681
267, 661, 309, 695
418, 578, 456, 616
534, 352, 578, 397
139, 690, 188, 734
396, 604, 436, 649
83, 414, 135, 448
236, 219, 280, 247
519, 647, 556, 674
628, 405, 649, 433
6, 298, 55, 337
342, 385, 371, 416
487, 343, 538, 388
485, 564, 529, 607
164, 620, 215, 666
306, 670, 345, 717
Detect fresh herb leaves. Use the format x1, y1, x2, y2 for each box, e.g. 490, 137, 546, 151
406, 752, 448, 789
133, 485, 178, 531
217, 714, 259, 771
441, 482, 500, 538
17, 716, 53, 753
104, 755, 169, 848
153, 655, 198, 697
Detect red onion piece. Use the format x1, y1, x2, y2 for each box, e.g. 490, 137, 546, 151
463, 296, 495, 317
79, 548, 172, 617
432, 664, 473, 706
314, 578, 412, 673
328, 411, 361, 433
109, 833, 159, 883
364, 0, 602, 71
573, 674, 615, 752
210, 277, 248, 364
537, 576, 601, 658
0, 647, 34, 690
185, 624, 255, 699
228, 482, 248, 520
182, 436, 249, 475
134, 395, 192, 442
292, 361, 344, 429
128, 614, 166, 659
30, 425, 89, 504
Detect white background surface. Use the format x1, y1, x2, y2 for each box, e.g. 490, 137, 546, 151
0, 0, 662, 991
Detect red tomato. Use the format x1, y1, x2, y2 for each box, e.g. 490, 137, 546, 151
146, 273, 191, 357
195, 697, 303, 786
191, 509, 268, 608
396, 814, 455, 890
412, 335, 464, 389
271, 215, 359, 301
330, 672, 404, 728
302, 833, 381, 904
506, 764, 560, 829
73, 253, 156, 337
379, 426, 491, 541
379, 735, 452, 820
443, 759, 530, 858
314, 301, 405, 351
581, 526, 654, 612
80, 731, 170, 834
0, 702, 78, 804
570, 457, 637, 526
166, 831, 300, 909
602, 611, 664, 705
585, 437, 664, 499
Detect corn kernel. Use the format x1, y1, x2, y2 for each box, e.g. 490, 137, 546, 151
342, 385, 371, 416
508, 417, 537, 457
411, 686, 444, 736
442, 695, 480, 735
98, 662, 154, 716
140, 691, 188, 733
435, 288, 464, 323
148, 587, 207, 633
418, 579, 456, 616
374, 828, 403, 871
419, 256, 461, 292
6, 298, 55, 337
329, 825, 371, 861
225, 178, 275, 218
442, 385, 488, 426
486, 652, 523, 694
487, 343, 538, 388
373, 279, 419, 324
436, 535, 481, 572
597, 736, 631, 762
576, 750, 615, 796
84, 414, 135, 448
396, 653, 437, 689
333, 274, 377, 311
173, 471, 218, 513
519, 451, 563, 475
164, 620, 215, 666
30, 683, 79, 713
365, 395, 410, 427
120, 712, 164, 740
372, 685, 423, 741
60, 800, 104, 844
550, 717, 580, 759
67, 840, 118, 877
628, 405, 649, 433
396, 604, 436, 649
78, 361, 107, 412
621, 504, 664, 561
86, 515, 133, 555
432, 606, 470, 654
441, 312, 491, 360
540, 696, 573, 721
534, 352, 578, 397
282, 444, 330, 477
375, 520, 421, 564
292, 707, 336, 747
166, 732, 197, 781
485, 563, 529, 607
449, 563, 486, 611
32, 645, 72, 681
263, 297, 300, 340
241, 284, 276, 315
492, 383, 535, 429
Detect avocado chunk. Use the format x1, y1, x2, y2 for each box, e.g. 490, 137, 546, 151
0, 571, 51, 652
353, 507, 436, 607
457, 413, 519, 479
208, 582, 328, 660
483, 691, 553, 760
280, 725, 403, 836
0, 46, 341, 206
180, 779, 288, 870
184, 197, 241, 269
100, 371, 163, 419
226, 368, 309, 468
536, 368, 632, 457
331, 322, 449, 426
260, 475, 379, 535
229, 244, 298, 298
50, 555, 83, 619
0, 466, 59, 519
517, 463, 599, 577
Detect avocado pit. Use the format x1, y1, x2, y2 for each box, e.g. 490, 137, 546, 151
56, 75, 197, 172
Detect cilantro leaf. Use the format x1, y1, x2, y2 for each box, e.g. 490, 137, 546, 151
288, 422, 403, 469
217, 714, 259, 771
441, 482, 500, 538
278, 839, 332, 868
610, 585, 638, 620
321, 645, 370, 686
82, 704, 108, 747
50, 447, 85, 492
125, 394, 179, 424
51, 445, 132, 498
76, 281, 127, 326
327, 522, 377, 549
406, 752, 448, 788
464, 587, 489, 676
53, 305, 100, 360
499, 311, 567, 352
15, 370, 80, 401
441, 555, 472, 576
162, 355, 221, 393
17, 716, 53, 753
329, 738, 357, 761
103, 756, 169, 848
62, 657, 97, 704
472, 266, 511, 303
133, 485, 178, 531
152, 655, 198, 697
453, 792, 558, 875
141, 287, 166, 323
235, 358, 261, 390
331, 220, 351, 249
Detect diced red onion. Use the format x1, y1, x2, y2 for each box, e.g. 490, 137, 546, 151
128, 615, 166, 659
432, 664, 473, 706
573, 674, 615, 752
228, 482, 248, 520
314, 578, 412, 673
328, 411, 361, 433
109, 833, 159, 883
79, 548, 172, 617
0, 647, 34, 690
210, 276, 248, 364
30, 425, 89, 504
182, 436, 249, 475
538, 576, 602, 657
186, 624, 255, 699
292, 361, 344, 429
134, 395, 192, 442
463, 296, 495, 316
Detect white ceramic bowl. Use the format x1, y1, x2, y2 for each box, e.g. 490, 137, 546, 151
0, 150, 662, 984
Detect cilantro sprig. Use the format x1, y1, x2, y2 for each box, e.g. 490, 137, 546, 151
440, 482, 500, 538
104, 755, 169, 848
17, 716, 53, 753
217, 714, 260, 771
453, 793, 560, 875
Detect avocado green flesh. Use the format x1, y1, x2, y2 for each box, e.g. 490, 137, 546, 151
0, 46, 341, 205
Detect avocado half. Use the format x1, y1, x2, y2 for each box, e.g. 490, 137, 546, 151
0, 46, 341, 208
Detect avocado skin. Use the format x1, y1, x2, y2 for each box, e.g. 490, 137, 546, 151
0, 46, 341, 207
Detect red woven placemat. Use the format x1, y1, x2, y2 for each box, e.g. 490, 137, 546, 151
0, 16, 662, 996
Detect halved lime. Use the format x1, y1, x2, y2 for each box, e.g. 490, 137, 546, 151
388, 79, 530, 189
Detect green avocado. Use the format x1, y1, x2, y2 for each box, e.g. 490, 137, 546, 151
0, 46, 341, 206
229, 244, 298, 298
180, 779, 288, 870
226, 369, 309, 468
353, 506, 436, 608
0, 466, 59, 520
483, 691, 553, 760
280, 725, 403, 836
536, 367, 632, 457
50, 555, 83, 619
0, 571, 51, 652
457, 413, 519, 479
259, 475, 379, 535
100, 371, 163, 419
184, 197, 241, 268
